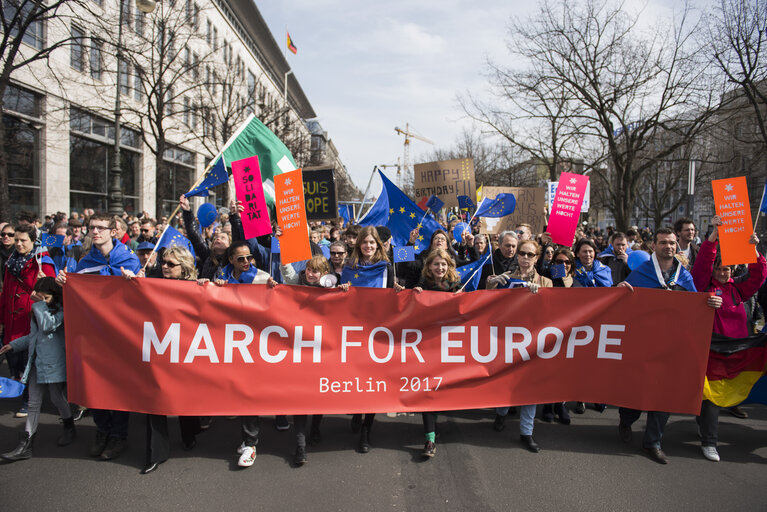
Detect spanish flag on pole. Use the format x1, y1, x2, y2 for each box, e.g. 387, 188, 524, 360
287, 31, 297, 54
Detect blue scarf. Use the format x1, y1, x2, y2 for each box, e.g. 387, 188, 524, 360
624, 255, 696, 291
217, 264, 260, 284
75, 239, 140, 275
573, 259, 613, 287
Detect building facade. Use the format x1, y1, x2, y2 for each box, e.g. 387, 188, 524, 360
4, 0, 352, 220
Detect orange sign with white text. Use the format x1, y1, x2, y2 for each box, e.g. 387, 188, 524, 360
275, 168, 311, 265
712, 177, 756, 266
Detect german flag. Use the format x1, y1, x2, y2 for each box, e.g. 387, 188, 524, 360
287, 31, 297, 55
703, 332, 767, 407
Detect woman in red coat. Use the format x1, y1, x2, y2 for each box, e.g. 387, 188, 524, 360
0, 224, 56, 416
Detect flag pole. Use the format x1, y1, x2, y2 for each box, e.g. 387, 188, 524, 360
355, 165, 379, 223
753, 185, 766, 233
457, 254, 489, 292
468, 197, 486, 225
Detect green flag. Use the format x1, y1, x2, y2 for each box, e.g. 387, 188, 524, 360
216, 114, 297, 205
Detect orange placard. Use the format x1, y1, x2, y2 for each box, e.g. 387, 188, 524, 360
712, 177, 756, 266
275, 169, 311, 265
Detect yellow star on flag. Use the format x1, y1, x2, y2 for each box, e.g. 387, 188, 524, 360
417, 223, 422, 229
409, 212, 415, 218
418, 235, 424, 241
389, 208, 394, 214
399, 207, 405, 214
354, 273, 359, 279
414, 245, 420, 251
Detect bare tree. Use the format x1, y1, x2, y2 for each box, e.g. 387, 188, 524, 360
0, 0, 90, 221
470, 0, 720, 230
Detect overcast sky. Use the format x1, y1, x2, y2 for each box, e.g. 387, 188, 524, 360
256, 0, 689, 196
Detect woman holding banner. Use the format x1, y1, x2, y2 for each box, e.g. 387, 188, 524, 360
691, 216, 766, 462
412, 248, 462, 458
123, 246, 202, 474
403, 229, 467, 289
486, 240, 553, 452
340, 226, 404, 453
214, 241, 266, 284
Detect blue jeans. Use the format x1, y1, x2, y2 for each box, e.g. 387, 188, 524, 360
496, 405, 537, 435
619, 407, 670, 449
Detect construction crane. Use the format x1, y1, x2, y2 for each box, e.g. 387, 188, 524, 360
394, 124, 433, 189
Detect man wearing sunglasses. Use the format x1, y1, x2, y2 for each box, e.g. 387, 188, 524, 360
137, 218, 158, 244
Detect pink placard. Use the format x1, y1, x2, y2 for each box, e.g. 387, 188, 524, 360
547, 172, 589, 246
232, 156, 272, 238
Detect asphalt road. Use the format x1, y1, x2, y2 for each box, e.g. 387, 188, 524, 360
1, 396, 765, 512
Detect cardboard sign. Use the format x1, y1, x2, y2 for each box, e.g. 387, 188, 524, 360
712, 177, 756, 266
232, 156, 272, 238
275, 168, 312, 265
414, 158, 476, 209
479, 186, 546, 235
302, 167, 337, 221
547, 173, 589, 246
65, 275, 714, 416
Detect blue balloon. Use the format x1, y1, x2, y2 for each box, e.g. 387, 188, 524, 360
627, 249, 650, 270
452, 222, 470, 243
197, 203, 218, 228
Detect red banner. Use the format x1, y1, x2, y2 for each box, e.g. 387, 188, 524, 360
64, 275, 714, 416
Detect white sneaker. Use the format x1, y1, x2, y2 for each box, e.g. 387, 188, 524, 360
701, 445, 720, 462
236, 442, 247, 455
238, 445, 256, 467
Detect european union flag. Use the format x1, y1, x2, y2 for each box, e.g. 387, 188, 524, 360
0, 376, 25, 398
340, 261, 389, 288
361, 171, 442, 254
425, 195, 444, 213
550, 263, 568, 279
393, 246, 415, 263
456, 252, 491, 292
185, 157, 229, 197
474, 193, 516, 218
271, 236, 280, 254
156, 225, 196, 259
760, 183, 767, 214
499, 278, 528, 289
40, 234, 65, 248
458, 195, 475, 210
338, 204, 354, 226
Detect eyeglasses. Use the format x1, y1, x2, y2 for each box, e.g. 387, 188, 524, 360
89, 225, 111, 233
555, 259, 572, 265
515, 230, 526, 235
0, 232, 14, 237
517, 251, 537, 258
162, 261, 179, 268
140, 229, 152, 233
330, 251, 346, 256
235, 255, 254, 263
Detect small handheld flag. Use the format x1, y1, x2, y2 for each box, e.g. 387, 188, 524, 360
474, 193, 516, 218
550, 263, 567, 279
425, 195, 444, 213
156, 225, 196, 259
287, 31, 297, 54
0, 377, 25, 398
458, 195, 475, 210
271, 236, 281, 254
41, 234, 65, 248
340, 261, 389, 288
457, 252, 491, 292
186, 158, 229, 197
393, 246, 415, 263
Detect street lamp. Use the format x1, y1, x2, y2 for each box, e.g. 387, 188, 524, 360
108, 0, 156, 214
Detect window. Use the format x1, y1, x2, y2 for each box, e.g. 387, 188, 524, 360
121, 0, 132, 30
246, 71, 256, 114
71, 26, 85, 72
183, 97, 190, 125
69, 107, 141, 213
168, 30, 176, 62
160, 145, 195, 215
119, 59, 130, 95
191, 103, 198, 130
206, 19, 211, 46
90, 39, 103, 80
164, 87, 173, 116
185, 0, 192, 22
213, 27, 218, 50
192, 52, 199, 81
4, 85, 42, 218
184, 46, 190, 69
3, 1, 45, 49
135, 7, 145, 36
193, 4, 199, 29
133, 66, 143, 101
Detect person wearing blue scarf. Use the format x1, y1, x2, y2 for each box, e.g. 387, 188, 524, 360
616, 228, 722, 465
213, 241, 267, 285
573, 239, 613, 287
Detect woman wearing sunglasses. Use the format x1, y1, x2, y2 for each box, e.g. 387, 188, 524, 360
549, 248, 578, 288
122, 246, 202, 474
214, 241, 262, 284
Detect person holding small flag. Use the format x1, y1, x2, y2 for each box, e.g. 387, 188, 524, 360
691, 216, 766, 462
617, 227, 722, 464
179, 195, 232, 281
480, 231, 519, 290
339, 226, 404, 453
412, 248, 462, 458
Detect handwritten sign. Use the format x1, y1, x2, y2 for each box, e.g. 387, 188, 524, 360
302, 167, 337, 221
413, 158, 476, 209
712, 176, 756, 266
547, 172, 589, 246
479, 186, 546, 235
232, 156, 272, 238
275, 168, 311, 265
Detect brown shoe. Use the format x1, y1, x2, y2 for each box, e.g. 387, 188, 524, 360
726, 406, 748, 419
643, 447, 669, 464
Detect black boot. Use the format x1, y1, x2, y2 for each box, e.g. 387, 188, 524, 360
358, 426, 371, 453
1, 431, 34, 461
57, 417, 76, 447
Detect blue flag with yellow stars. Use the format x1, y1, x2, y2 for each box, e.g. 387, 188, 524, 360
456, 252, 491, 292
474, 193, 516, 218
185, 157, 229, 197
340, 261, 389, 288
0, 376, 25, 398
360, 171, 442, 254
425, 195, 444, 213
457, 195, 475, 210
40, 233, 65, 248
156, 225, 196, 259
393, 245, 415, 263
338, 204, 353, 226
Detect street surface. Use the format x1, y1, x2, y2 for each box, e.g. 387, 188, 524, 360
1, 396, 765, 511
